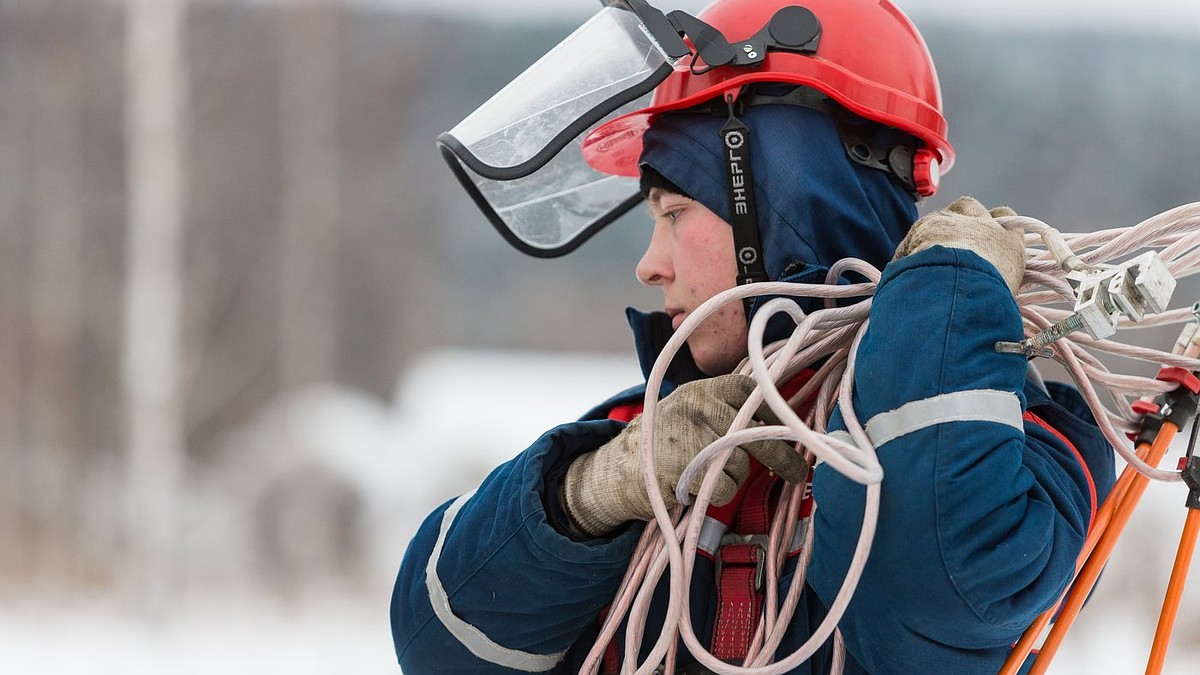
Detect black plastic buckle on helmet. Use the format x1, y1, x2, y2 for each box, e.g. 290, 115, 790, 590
826, 105, 921, 197
618, 0, 822, 70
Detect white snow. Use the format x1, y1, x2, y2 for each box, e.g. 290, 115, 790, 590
3, 348, 1198, 673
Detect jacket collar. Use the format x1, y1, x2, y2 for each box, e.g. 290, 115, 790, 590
625, 307, 706, 395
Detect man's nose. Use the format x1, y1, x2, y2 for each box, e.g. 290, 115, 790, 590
636, 223, 672, 286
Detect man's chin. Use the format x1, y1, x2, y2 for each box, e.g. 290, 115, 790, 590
689, 345, 742, 377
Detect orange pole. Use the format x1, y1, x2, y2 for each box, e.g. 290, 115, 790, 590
1027, 422, 1179, 675
999, 611, 1052, 675
1145, 507, 1200, 675
998, 439, 1154, 675
1005, 321, 1200, 675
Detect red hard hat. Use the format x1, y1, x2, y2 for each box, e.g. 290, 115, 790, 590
582, 0, 953, 196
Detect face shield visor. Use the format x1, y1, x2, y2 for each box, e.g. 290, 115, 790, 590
438, 5, 675, 258
439, 1, 831, 258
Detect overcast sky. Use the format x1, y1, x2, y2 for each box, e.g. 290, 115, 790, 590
343, 0, 1200, 36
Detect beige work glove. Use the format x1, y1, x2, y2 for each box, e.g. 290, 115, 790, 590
563, 373, 808, 537
893, 196, 1025, 292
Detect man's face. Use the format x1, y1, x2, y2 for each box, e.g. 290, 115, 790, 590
636, 188, 748, 376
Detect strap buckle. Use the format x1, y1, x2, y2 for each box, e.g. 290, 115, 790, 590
714, 533, 769, 591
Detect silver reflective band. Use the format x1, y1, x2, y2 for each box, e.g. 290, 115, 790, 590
425, 491, 568, 672
697, 515, 728, 556
830, 389, 1023, 448
789, 518, 810, 554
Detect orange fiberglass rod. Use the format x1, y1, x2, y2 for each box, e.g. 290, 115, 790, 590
1002, 332, 1200, 675
997, 433, 1164, 675
1026, 422, 1181, 675
1145, 453, 1200, 675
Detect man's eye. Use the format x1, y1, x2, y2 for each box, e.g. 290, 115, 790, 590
660, 203, 688, 221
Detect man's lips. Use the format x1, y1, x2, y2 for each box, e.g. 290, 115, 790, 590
667, 309, 685, 330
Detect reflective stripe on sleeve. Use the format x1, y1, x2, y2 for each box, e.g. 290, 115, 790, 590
425, 490, 568, 672
830, 389, 1023, 448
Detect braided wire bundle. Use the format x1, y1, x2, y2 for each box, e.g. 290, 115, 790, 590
1012, 202, 1200, 482
580, 202, 1200, 675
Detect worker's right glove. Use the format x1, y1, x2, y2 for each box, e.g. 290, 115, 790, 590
893, 195, 1025, 292
562, 373, 808, 537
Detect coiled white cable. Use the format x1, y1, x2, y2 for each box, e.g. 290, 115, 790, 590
578, 202, 1200, 675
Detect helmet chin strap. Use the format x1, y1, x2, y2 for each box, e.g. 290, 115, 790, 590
711, 86, 918, 324
718, 92, 770, 320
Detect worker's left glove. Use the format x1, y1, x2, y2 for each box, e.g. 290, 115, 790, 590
893, 195, 1025, 292
562, 374, 808, 537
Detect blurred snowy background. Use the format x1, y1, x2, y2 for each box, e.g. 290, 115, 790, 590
1, 0, 1198, 672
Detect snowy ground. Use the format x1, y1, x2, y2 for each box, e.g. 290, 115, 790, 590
0, 587, 1194, 675
0, 595, 394, 675
2, 348, 1198, 674
0, 349, 645, 675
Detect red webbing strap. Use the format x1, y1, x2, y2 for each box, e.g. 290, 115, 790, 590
705, 368, 813, 662
607, 401, 643, 423
710, 469, 776, 662
595, 371, 815, 671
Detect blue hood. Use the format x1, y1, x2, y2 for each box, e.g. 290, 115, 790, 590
639, 104, 917, 291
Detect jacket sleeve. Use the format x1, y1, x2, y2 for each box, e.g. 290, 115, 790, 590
810, 246, 1099, 673
390, 418, 643, 673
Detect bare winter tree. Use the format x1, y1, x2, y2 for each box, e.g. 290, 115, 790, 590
277, 0, 341, 389
122, 0, 188, 614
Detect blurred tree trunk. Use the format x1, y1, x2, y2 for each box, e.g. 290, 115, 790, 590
277, 0, 341, 389
0, 173, 22, 582
28, 2, 86, 586
0, 5, 35, 584
122, 0, 187, 614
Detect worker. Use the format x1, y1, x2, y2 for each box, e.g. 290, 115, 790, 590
392, 1, 1116, 672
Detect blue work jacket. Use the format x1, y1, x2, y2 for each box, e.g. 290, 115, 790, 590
390, 246, 1116, 674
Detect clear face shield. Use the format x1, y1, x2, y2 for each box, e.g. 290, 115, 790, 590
438, 4, 675, 258
438, 0, 824, 257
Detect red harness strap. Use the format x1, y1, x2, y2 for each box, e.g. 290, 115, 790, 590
708, 370, 817, 662
597, 371, 817, 671
710, 467, 777, 662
